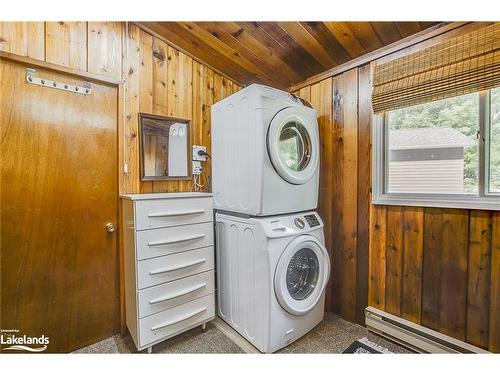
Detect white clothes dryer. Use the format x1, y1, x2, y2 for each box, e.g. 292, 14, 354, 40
211, 84, 320, 216
215, 211, 330, 353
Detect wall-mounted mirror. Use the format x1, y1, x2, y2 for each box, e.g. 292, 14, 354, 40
139, 113, 190, 181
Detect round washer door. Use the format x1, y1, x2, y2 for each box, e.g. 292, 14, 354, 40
267, 107, 319, 185
274, 235, 330, 316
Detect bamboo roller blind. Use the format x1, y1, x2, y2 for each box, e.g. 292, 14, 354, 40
372, 23, 500, 114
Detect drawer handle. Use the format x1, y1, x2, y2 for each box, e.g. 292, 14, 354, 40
148, 233, 206, 247
150, 307, 207, 331
149, 283, 207, 304
148, 209, 205, 218
149, 259, 207, 275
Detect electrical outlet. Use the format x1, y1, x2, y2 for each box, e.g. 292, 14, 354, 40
192, 145, 207, 161
192, 161, 202, 175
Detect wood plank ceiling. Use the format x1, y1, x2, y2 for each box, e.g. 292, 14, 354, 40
139, 22, 441, 89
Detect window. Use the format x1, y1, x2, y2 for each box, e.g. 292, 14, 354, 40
373, 90, 500, 211
488, 87, 500, 193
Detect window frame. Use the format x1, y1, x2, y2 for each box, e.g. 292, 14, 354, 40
372, 90, 500, 211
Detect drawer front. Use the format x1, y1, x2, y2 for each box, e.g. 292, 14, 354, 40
139, 294, 214, 347
135, 197, 213, 230
136, 222, 214, 261
137, 246, 214, 290
138, 271, 215, 318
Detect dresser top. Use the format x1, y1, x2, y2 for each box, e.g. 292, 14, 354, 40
120, 192, 213, 201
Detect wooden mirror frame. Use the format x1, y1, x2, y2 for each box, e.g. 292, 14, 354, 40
138, 113, 191, 181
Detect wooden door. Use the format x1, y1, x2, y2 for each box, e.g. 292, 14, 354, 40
0, 60, 120, 353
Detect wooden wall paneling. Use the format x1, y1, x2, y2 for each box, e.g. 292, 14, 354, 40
203, 67, 214, 190
231, 83, 241, 94
192, 61, 204, 151
296, 86, 311, 102
339, 68, 358, 322
0, 22, 45, 60
467, 210, 492, 349
385, 206, 403, 316
45, 22, 87, 71
400, 207, 424, 324
489, 212, 500, 352
150, 36, 170, 193
152, 37, 169, 116
310, 78, 334, 312
138, 30, 154, 193
330, 74, 344, 314
123, 24, 141, 195
368, 205, 387, 309
87, 22, 123, 81
27, 22, 45, 60
439, 209, 469, 340
167, 46, 193, 192
167, 46, 193, 119
355, 63, 372, 324
422, 208, 443, 331
212, 73, 223, 104
221, 76, 234, 99
192, 61, 211, 192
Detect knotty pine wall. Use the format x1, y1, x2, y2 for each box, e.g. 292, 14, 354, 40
0, 22, 240, 195
293, 65, 372, 327
294, 25, 499, 352
0, 22, 123, 80
124, 24, 240, 194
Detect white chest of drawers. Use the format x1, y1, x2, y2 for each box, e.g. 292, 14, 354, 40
121, 193, 215, 352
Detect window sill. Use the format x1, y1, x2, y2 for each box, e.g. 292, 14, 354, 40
373, 193, 500, 211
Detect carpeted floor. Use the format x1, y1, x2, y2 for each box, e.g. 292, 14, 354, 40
278, 313, 410, 353
73, 313, 411, 354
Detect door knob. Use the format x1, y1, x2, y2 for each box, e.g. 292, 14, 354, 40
105, 222, 115, 233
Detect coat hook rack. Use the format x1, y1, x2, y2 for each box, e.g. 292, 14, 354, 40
25, 68, 92, 95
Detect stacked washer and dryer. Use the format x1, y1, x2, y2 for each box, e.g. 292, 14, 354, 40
211, 84, 330, 353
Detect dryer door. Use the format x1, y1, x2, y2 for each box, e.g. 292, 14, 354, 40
274, 235, 330, 316
267, 106, 319, 185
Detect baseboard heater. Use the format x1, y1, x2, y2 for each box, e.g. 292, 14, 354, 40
365, 307, 490, 353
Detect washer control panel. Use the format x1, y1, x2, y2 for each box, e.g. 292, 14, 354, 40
263, 212, 323, 237
304, 214, 320, 228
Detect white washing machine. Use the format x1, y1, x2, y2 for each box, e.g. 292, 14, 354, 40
215, 211, 330, 353
211, 84, 320, 216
